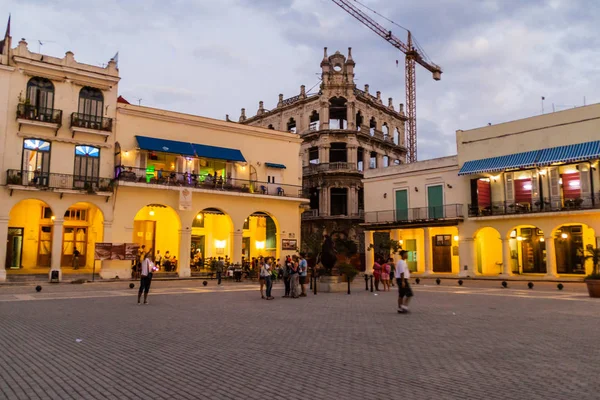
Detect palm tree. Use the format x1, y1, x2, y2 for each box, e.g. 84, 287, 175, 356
584, 247, 600, 278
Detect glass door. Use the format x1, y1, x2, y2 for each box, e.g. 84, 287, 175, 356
6, 227, 24, 269
38, 226, 52, 267
62, 227, 87, 267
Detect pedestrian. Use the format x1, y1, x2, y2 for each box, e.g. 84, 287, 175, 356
282, 256, 292, 297
373, 258, 382, 291
261, 258, 274, 300
289, 255, 300, 298
395, 250, 413, 313
216, 257, 224, 285
137, 251, 155, 305
72, 247, 80, 270
389, 258, 396, 287
298, 252, 308, 297
381, 258, 392, 291
259, 258, 267, 299
155, 250, 162, 271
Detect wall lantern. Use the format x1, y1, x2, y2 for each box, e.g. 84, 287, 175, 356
539, 237, 545, 242
196, 214, 203, 220
255, 241, 266, 249
383, 193, 387, 198
561, 233, 568, 239
149, 209, 155, 216
453, 235, 459, 242
414, 187, 419, 192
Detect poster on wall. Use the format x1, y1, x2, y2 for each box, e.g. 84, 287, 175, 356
179, 188, 192, 211
94, 243, 112, 260
125, 243, 141, 260
282, 239, 297, 251
111, 243, 126, 260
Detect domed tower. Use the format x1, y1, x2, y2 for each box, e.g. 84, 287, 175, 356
239, 48, 407, 269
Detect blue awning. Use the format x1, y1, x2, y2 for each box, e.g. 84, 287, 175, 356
458, 150, 539, 176
265, 162, 286, 169
136, 136, 246, 162
536, 140, 600, 166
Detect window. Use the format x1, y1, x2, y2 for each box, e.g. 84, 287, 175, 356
41, 206, 53, 219
357, 147, 364, 171
26, 77, 55, 110
329, 143, 347, 163
287, 118, 296, 133
383, 156, 389, 167
309, 110, 320, 131
309, 147, 319, 165
369, 151, 377, 169
266, 216, 276, 249
22, 139, 51, 186
267, 124, 275, 130
382, 123, 389, 137
329, 97, 347, 129
64, 208, 88, 221
435, 235, 452, 246
330, 188, 348, 216
267, 175, 276, 184
369, 117, 377, 135
192, 213, 205, 228
74, 145, 100, 184
243, 218, 250, 230
356, 112, 363, 130
78, 87, 104, 121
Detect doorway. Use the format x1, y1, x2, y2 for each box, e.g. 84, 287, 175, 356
133, 220, 156, 255
242, 237, 251, 259
38, 225, 52, 267
405, 239, 417, 272
395, 189, 408, 221
62, 227, 87, 267
432, 235, 452, 272
191, 235, 205, 267
6, 227, 24, 269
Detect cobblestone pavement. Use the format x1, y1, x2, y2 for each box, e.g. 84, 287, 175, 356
0, 279, 598, 400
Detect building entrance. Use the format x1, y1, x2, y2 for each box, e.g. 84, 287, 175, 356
5, 227, 24, 269
62, 227, 87, 267
432, 235, 452, 272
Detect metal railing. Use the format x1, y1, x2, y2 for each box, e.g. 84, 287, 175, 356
16, 104, 62, 125
70, 112, 113, 132
468, 195, 600, 217
365, 204, 464, 224
303, 162, 359, 175
302, 210, 365, 219
7, 169, 113, 192
116, 166, 307, 198
302, 209, 319, 219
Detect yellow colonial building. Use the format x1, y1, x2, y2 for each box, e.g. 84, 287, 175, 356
0, 24, 306, 282
363, 104, 600, 280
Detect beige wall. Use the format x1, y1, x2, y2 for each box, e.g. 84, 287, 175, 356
457, 104, 600, 165
116, 104, 303, 187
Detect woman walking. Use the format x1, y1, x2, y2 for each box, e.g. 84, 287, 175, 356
137, 251, 155, 305
381, 258, 392, 291
373, 258, 382, 291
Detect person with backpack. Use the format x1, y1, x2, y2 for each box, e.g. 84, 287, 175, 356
282, 256, 292, 298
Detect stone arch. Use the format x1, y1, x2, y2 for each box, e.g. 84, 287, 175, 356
551, 222, 596, 275
474, 226, 502, 275
61, 201, 105, 269
190, 207, 235, 265
242, 210, 280, 261
133, 204, 181, 266
505, 224, 547, 274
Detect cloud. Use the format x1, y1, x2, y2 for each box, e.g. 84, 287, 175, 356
3, 0, 599, 160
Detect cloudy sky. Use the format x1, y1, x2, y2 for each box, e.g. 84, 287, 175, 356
2, 0, 598, 160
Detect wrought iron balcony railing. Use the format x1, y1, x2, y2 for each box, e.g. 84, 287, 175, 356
468, 195, 600, 217
116, 166, 307, 198
365, 204, 464, 224
7, 169, 113, 193
70, 112, 113, 132
16, 104, 62, 125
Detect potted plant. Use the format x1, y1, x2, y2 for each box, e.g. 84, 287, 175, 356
338, 262, 358, 283
584, 246, 600, 298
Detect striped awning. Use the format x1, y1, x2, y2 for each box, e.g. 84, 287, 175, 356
458, 150, 539, 176
536, 140, 600, 166
458, 140, 600, 175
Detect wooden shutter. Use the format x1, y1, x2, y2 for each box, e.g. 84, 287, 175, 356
504, 172, 514, 204
531, 173, 539, 204
137, 152, 147, 170
548, 167, 560, 208
580, 164, 591, 205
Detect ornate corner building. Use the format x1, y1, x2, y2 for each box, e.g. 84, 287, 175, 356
241, 48, 407, 262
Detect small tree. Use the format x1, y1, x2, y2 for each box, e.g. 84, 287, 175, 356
367, 237, 402, 262
584, 247, 600, 279
300, 226, 325, 267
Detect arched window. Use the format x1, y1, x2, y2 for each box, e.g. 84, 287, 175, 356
356, 112, 363, 131
78, 87, 104, 121
287, 118, 297, 133
74, 145, 100, 185
26, 77, 55, 110
382, 123, 389, 137
309, 110, 320, 131
22, 139, 51, 186
393, 128, 400, 145
329, 97, 347, 129
369, 117, 377, 136
267, 124, 275, 130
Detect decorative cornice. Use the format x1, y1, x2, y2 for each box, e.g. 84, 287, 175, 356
117, 105, 303, 144
13, 56, 120, 87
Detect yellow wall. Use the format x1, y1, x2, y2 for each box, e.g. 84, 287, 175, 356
475, 227, 502, 275
430, 226, 460, 274
8, 200, 49, 268
134, 206, 181, 259
192, 213, 233, 259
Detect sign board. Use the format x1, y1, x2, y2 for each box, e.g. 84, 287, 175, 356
125, 243, 140, 261
452, 246, 459, 256
110, 243, 126, 260
179, 188, 192, 211
282, 239, 297, 251
94, 243, 112, 260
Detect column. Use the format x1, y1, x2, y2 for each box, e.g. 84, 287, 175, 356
501, 238, 512, 277
376, 153, 384, 169
364, 150, 370, 170
545, 236, 558, 277
458, 238, 476, 277
348, 187, 356, 216
390, 229, 401, 264
365, 230, 374, 274
178, 228, 192, 278
320, 102, 330, 130
423, 227, 432, 275
347, 146, 357, 165
0, 217, 8, 282
50, 218, 64, 282
231, 230, 243, 265
320, 187, 329, 216
321, 145, 330, 164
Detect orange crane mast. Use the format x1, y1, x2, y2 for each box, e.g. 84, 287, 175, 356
330, 0, 442, 162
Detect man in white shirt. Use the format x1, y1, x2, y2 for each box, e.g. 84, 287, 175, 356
137, 252, 155, 305
395, 250, 413, 313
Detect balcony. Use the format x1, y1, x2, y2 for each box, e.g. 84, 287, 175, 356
6, 169, 113, 195
302, 210, 364, 220
70, 112, 113, 140
16, 104, 62, 130
116, 166, 307, 199
468, 195, 600, 217
303, 162, 359, 175
364, 204, 464, 225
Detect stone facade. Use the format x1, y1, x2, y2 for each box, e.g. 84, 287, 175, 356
241, 48, 407, 267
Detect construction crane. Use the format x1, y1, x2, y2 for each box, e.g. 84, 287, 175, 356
330, 0, 442, 162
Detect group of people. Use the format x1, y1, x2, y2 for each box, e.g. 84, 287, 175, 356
258, 253, 308, 300
372, 257, 395, 291
132, 247, 177, 279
